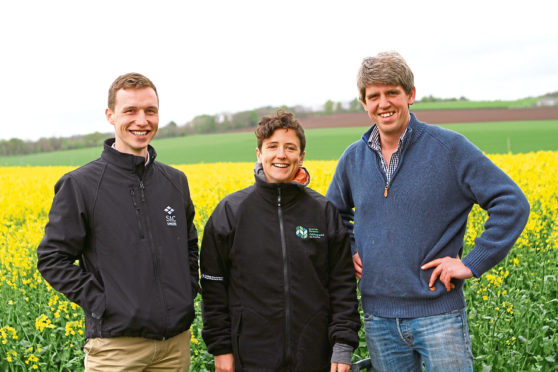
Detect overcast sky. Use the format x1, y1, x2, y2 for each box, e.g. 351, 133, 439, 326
1, 0, 557, 141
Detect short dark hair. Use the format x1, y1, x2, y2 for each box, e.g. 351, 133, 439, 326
108, 73, 158, 110
255, 110, 306, 153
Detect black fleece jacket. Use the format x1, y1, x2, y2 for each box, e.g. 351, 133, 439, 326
201, 165, 360, 371
37, 139, 199, 340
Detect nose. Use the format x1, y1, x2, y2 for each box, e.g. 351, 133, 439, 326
136, 110, 148, 125
276, 146, 286, 158
379, 94, 389, 108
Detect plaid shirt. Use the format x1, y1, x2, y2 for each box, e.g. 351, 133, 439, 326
367, 125, 409, 186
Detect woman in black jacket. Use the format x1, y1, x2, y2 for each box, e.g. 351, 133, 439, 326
200, 111, 360, 372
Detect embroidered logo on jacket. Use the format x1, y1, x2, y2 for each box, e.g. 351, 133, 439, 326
164, 206, 177, 226
296, 226, 308, 239
296, 226, 325, 240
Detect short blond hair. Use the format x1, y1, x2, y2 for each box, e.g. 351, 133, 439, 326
357, 51, 414, 102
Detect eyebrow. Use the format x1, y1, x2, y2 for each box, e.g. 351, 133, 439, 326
266, 141, 298, 146
121, 105, 158, 111
366, 88, 401, 99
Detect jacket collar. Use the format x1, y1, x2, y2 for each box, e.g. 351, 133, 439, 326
101, 138, 157, 178
253, 162, 310, 205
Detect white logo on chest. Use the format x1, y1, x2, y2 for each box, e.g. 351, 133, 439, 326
164, 206, 177, 226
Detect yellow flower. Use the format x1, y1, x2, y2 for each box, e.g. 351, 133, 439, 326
1, 153, 558, 369
35, 314, 55, 332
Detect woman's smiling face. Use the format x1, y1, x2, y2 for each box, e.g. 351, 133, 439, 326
256, 128, 305, 183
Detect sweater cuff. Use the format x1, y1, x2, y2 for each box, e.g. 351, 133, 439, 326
463, 262, 479, 278
209, 345, 233, 357
331, 342, 353, 365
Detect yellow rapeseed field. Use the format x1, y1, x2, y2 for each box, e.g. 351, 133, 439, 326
1, 153, 557, 370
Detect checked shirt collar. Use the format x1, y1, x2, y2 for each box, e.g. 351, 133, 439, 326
367, 124, 409, 184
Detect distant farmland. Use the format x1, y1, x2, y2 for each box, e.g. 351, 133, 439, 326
297, 107, 558, 129
1, 108, 557, 166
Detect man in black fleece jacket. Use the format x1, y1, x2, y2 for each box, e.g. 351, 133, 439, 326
37, 73, 198, 371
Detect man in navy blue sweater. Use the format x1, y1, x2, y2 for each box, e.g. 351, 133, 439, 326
326, 51, 530, 371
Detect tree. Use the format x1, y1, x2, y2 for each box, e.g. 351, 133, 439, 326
0, 138, 26, 156
192, 115, 217, 134
349, 98, 363, 112
323, 100, 334, 114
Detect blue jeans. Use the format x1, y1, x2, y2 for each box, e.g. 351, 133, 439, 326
364, 308, 473, 372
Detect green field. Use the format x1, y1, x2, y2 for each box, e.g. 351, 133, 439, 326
1, 120, 557, 166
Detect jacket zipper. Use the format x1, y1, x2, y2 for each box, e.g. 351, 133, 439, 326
138, 177, 169, 339
129, 188, 145, 239
139, 180, 145, 201
382, 135, 410, 198
277, 186, 291, 366
376, 154, 406, 199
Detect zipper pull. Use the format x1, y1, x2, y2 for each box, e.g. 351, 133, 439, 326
139, 180, 145, 202
277, 186, 282, 207
130, 189, 137, 207
384, 186, 388, 198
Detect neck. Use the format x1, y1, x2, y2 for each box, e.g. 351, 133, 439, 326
380, 135, 400, 152
379, 118, 409, 150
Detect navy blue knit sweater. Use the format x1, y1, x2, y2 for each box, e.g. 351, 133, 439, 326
326, 113, 530, 318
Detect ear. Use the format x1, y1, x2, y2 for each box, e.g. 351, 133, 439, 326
299, 151, 305, 166
106, 108, 115, 125
408, 87, 416, 106
256, 147, 262, 163
361, 99, 367, 110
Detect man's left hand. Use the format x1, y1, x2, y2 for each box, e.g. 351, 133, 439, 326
330, 362, 350, 372
421, 257, 473, 292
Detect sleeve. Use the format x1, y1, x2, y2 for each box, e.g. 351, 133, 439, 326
200, 208, 233, 356
326, 152, 356, 255
183, 175, 200, 298
36, 175, 105, 319
453, 136, 531, 276
326, 202, 361, 349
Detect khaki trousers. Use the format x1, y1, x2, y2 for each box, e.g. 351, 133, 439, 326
84, 330, 190, 372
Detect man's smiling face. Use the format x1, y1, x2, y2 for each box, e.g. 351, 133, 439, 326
106, 87, 159, 158
362, 83, 415, 140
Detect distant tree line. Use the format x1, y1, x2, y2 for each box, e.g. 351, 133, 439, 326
1, 99, 364, 157
0, 132, 108, 157
417, 95, 469, 103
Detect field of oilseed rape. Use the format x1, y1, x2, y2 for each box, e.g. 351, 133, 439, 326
1, 152, 557, 371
